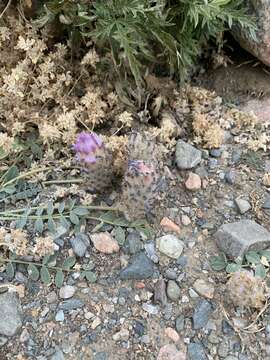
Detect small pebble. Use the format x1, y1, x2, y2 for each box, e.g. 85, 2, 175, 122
185, 172, 201, 191
91, 232, 120, 254
193, 279, 215, 299
164, 327, 179, 342
55, 310, 65, 322
59, 285, 76, 299
167, 280, 181, 301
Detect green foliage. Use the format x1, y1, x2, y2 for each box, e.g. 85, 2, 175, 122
210, 250, 270, 279
34, 0, 256, 86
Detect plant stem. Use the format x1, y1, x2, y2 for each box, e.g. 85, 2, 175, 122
1, 167, 53, 188
0, 256, 78, 273
42, 179, 85, 185
0, 204, 119, 215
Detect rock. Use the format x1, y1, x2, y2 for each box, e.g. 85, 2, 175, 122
193, 299, 214, 330
160, 217, 181, 234
215, 220, 270, 259
175, 315, 185, 332
164, 327, 179, 342
112, 328, 129, 341
0, 336, 7, 347
47, 291, 58, 304
127, 231, 142, 254
233, 0, 270, 68
157, 235, 184, 259
167, 280, 181, 301
51, 348, 65, 360
262, 197, 270, 209
165, 269, 177, 280
59, 285, 76, 299
181, 215, 191, 226
225, 169, 236, 184
185, 172, 201, 191
55, 310, 65, 322
157, 344, 186, 360
235, 198, 251, 214
58, 299, 85, 311
91, 232, 120, 254
154, 279, 167, 305
187, 342, 208, 360
120, 253, 154, 280
142, 303, 159, 315
91, 317, 101, 329
133, 320, 145, 336
210, 148, 221, 158
19, 328, 30, 343
222, 320, 235, 336
218, 342, 229, 357
193, 279, 215, 299
144, 242, 159, 263
70, 233, 90, 257
94, 353, 108, 360
208, 158, 218, 170
0, 292, 22, 337
175, 140, 202, 170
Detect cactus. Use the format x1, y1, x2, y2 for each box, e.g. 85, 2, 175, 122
73, 132, 114, 192
120, 132, 165, 221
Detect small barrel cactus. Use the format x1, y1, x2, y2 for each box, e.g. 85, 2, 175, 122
120, 132, 165, 221
121, 160, 161, 221
73, 132, 114, 192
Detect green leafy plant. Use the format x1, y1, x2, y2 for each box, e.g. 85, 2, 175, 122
33, 0, 256, 86
210, 250, 270, 279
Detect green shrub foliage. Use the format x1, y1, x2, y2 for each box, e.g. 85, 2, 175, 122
35, 0, 256, 86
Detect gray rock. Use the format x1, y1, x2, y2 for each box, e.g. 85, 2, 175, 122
175, 140, 202, 170
154, 279, 167, 305
142, 303, 159, 315
175, 315, 185, 332
222, 320, 235, 336
51, 348, 65, 360
218, 342, 229, 357
193, 299, 214, 330
215, 220, 270, 259
165, 269, 177, 280
0, 292, 22, 337
0, 336, 8, 347
208, 158, 218, 170
262, 197, 270, 209
144, 242, 159, 263
225, 169, 236, 184
94, 352, 108, 360
157, 235, 184, 259
187, 342, 208, 360
210, 148, 221, 158
55, 310, 65, 322
127, 232, 142, 254
235, 198, 251, 214
120, 253, 154, 280
70, 233, 90, 257
231, 150, 242, 164
167, 280, 181, 301
58, 299, 85, 311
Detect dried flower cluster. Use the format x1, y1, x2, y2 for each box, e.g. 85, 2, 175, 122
227, 270, 266, 309
0, 227, 54, 258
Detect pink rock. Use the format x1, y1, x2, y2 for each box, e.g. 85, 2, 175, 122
185, 172, 201, 191
165, 327, 180, 342
160, 217, 181, 234
181, 215, 191, 226
90, 232, 119, 254
157, 344, 186, 360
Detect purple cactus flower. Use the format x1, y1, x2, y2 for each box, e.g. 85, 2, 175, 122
73, 132, 103, 164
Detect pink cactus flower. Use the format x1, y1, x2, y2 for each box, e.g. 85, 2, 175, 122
73, 132, 103, 164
